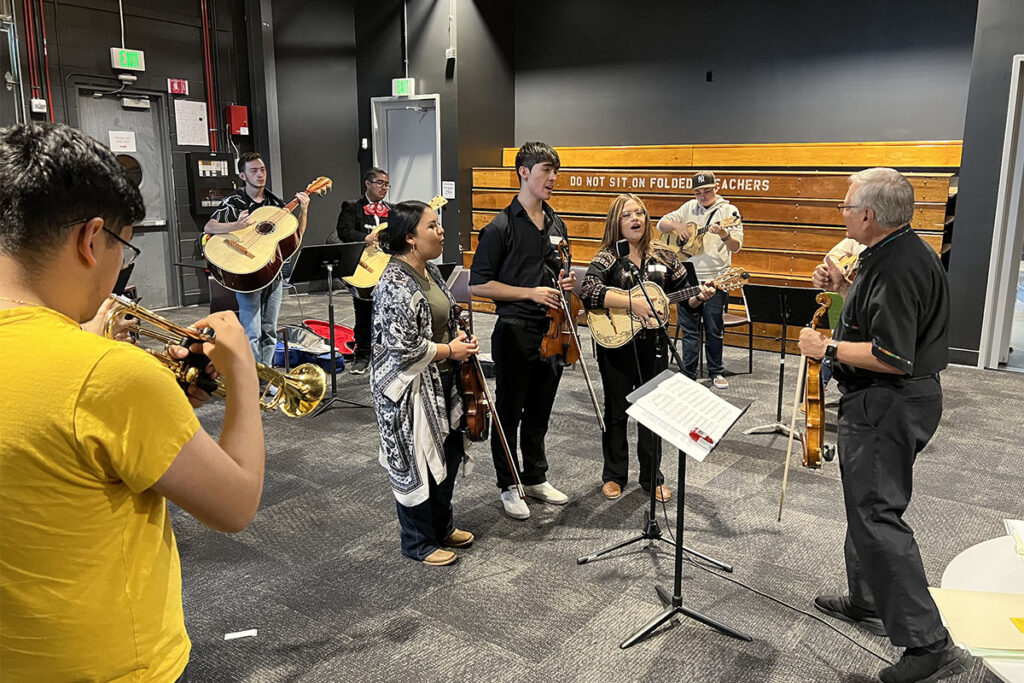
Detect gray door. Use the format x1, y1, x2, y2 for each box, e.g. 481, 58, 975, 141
77, 93, 176, 308
371, 96, 441, 204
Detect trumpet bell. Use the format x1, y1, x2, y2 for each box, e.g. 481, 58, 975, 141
257, 363, 327, 418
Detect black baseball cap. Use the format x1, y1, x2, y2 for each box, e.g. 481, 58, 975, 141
692, 171, 716, 189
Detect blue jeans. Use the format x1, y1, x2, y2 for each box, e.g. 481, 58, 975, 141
394, 370, 465, 560
678, 288, 727, 378
236, 275, 283, 366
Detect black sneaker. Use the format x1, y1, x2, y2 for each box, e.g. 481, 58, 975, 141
349, 358, 369, 375
813, 594, 887, 637
878, 645, 972, 683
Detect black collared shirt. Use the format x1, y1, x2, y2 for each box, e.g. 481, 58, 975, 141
833, 225, 949, 390
469, 197, 568, 320
210, 187, 286, 224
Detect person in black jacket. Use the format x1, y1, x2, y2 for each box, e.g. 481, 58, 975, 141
580, 194, 714, 502
336, 167, 393, 374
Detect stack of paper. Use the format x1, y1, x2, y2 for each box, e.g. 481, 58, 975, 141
1005, 519, 1024, 558
626, 371, 744, 462
929, 587, 1024, 659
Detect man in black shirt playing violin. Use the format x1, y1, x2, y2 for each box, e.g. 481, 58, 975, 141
469, 142, 576, 520
799, 168, 969, 683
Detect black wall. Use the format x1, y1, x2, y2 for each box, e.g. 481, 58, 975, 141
513, 0, 978, 145
354, 0, 515, 261
10, 0, 253, 305
271, 0, 360, 246
946, 0, 1024, 363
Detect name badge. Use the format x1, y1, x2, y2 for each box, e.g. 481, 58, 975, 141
549, 235, 562, 246
648, 264, 667, 273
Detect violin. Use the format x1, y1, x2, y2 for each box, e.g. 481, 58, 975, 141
452, 304, 525, 497
539, 240, 583, 365
800, 293, 834, 469
538, 240, 606, 432
777, 292, 835, 521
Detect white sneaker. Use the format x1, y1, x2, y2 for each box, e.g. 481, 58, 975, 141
522, 481, 568, 505
500, 488, 530, 519
712, 375, 729, 389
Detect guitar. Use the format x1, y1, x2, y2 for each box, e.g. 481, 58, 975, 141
587, 267, 750, 349
657, 214, 742, 257
205, 177, 333, 292
343, 195, 448, 296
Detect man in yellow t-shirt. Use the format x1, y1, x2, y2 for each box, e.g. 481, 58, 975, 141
0, 123, 266, 682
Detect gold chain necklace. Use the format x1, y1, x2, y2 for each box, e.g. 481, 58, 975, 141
0, 296, 43, 307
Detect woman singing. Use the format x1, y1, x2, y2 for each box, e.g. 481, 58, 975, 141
370, 200, 479, 566
580, 194, 715, 501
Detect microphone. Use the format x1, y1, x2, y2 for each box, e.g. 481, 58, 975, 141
614, 238, 630, 260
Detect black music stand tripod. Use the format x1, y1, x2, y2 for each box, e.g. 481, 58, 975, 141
288, 243, 370, 416
618, 370, 751, 648
740, 284, 823, 438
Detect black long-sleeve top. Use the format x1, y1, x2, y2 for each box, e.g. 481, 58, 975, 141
580, 246, 697, 310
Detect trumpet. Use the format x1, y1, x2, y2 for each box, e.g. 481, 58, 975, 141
103, 294, 327, 418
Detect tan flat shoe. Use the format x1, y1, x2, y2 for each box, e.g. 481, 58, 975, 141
601, 481, 622, 499
443, 529, 474, 548
422, 549, 458, 566
655, 485, 671, 502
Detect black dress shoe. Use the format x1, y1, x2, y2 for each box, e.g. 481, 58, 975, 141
813, 594, 887, 637
878, 645, 972, 683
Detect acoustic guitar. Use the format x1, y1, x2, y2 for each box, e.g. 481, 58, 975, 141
587, 267, 750, 349
342, 194, 447, 296
205, 177, 333, 292
657, 214, 742, 257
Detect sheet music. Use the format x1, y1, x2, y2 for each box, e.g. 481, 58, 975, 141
626, 372, 744, 462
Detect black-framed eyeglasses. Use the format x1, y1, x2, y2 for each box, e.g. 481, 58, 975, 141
102, 226, 141, 268
836, 204, 863, 212
369, 179, 391, 188
62, 218, 141, 268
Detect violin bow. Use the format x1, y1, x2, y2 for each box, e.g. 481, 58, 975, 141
554, 240, 606, 432
454, 303, 526, 499
778, 354, 807, 522
777, 293, 832, 522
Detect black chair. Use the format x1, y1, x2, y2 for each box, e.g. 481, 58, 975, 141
672, 288, 753, 376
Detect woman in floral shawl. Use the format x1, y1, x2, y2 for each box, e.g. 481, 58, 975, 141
370, 200, 480, 566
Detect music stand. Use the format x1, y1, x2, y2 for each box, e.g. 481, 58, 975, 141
288, 243, 369, 415
740, 284, 822, 438
618, 369, 752, 648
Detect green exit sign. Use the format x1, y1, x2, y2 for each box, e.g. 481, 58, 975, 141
109, 47, 146, 72
391, 78, 416, 97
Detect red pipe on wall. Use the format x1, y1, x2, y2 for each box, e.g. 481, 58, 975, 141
23, 0, 38, 99
200, 0, 218, 151
37, 0, 55, 121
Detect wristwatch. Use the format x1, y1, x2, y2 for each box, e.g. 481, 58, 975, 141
824, 339, 839, 361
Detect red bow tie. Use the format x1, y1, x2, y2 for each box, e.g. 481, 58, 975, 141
364, 203, 389, 217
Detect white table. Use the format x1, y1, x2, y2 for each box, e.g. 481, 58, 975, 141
940, 536, 1024, 682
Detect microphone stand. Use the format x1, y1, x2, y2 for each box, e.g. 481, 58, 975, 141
577, 253, 732, 575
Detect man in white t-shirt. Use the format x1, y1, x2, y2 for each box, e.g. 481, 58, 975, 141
657, 171, 743, 388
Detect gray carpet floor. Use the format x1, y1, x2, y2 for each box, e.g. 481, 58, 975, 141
162, 291, 1018, 683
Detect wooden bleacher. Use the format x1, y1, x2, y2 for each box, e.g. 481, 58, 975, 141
469, 141, 960, 353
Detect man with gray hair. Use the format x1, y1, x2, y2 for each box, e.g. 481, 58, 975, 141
799, 167, 968, 683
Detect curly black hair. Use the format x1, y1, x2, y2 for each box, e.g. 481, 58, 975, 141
0, 122, 145, 269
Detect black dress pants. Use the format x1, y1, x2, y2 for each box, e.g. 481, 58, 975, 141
352, 294, 373, 360
596, 332, 666, 488
837, 376, 948, 648
490, 317, 563, 490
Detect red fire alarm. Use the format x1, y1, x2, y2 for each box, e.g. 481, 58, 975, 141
225, 105, 249, 135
